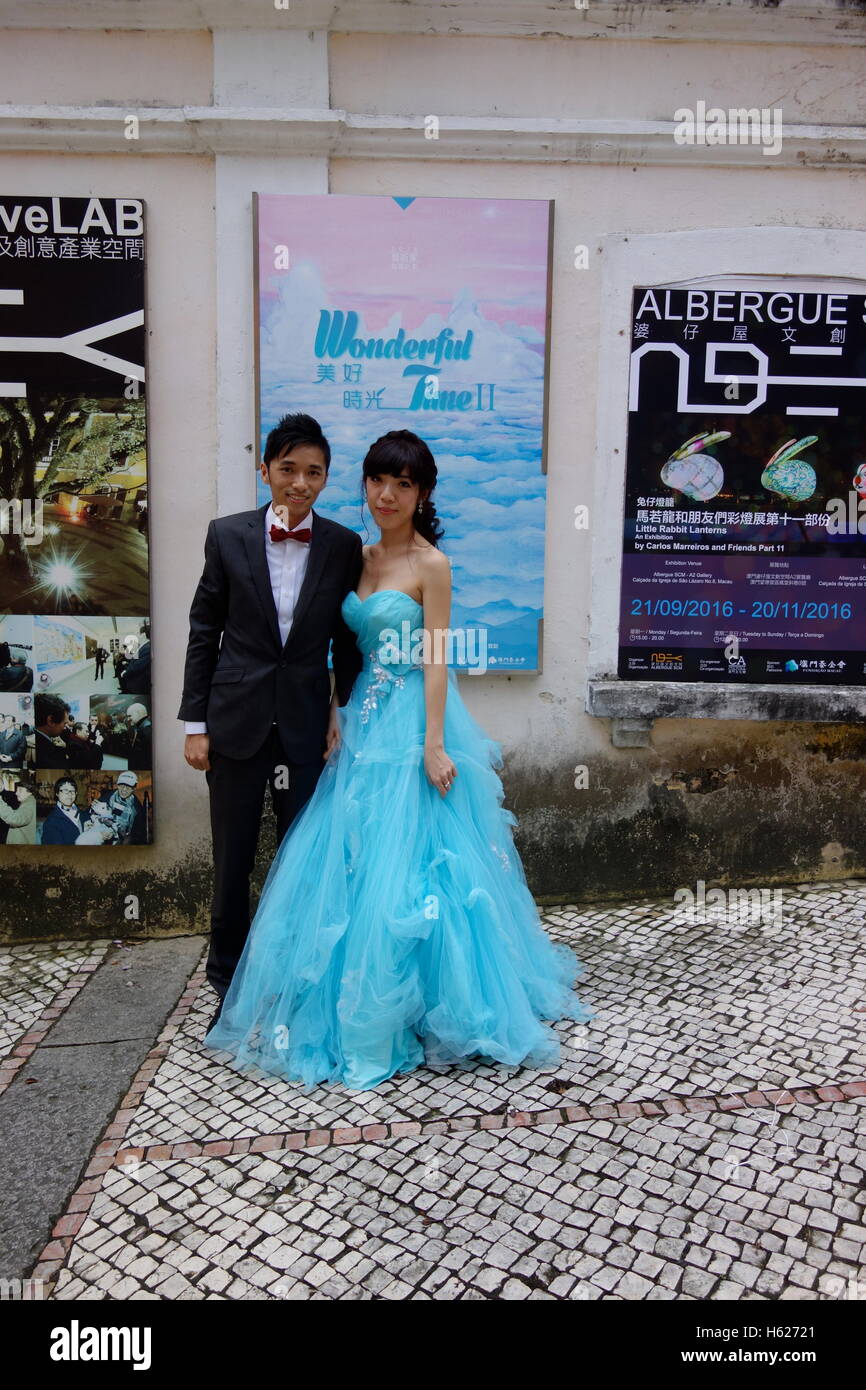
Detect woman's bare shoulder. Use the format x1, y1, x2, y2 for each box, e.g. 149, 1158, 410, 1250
416, 543, 451, 577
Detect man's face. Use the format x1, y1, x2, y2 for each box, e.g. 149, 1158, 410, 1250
44, 708, 69, 735
117, 784, 133, 800
261, 443, 328, 528
57, 782, 76, 806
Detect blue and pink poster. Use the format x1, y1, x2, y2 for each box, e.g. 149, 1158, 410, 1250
254, 193, 553, 672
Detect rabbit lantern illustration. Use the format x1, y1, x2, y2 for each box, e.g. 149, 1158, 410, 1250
660, 430, 731, 502
760, 436, 818, 503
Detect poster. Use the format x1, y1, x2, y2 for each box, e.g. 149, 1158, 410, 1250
254, 193, 553, 672
0, 196, 152, 844
618, 280, 866, 683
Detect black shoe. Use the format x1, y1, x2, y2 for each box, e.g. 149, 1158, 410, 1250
206, 998, 224, 1035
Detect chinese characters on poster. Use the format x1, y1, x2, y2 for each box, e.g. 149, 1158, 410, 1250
619, 281, 866, 683
254, 193, 553, 672
0, 196, 152, 844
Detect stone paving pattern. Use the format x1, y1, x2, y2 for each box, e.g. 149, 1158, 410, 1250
50, 1100, 865, 1301
13, 884, 866, 1299
0, 939, 110, 1095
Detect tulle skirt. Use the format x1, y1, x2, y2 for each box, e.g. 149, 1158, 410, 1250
204, 660, 593, 1091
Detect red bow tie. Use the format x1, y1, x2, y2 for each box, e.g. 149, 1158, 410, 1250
270, 524, 312, 544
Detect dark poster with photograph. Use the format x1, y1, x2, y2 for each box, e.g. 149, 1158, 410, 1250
0, 195, 152, 844
619, 282, 866, 684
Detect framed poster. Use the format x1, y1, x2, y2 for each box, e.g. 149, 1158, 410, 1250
0, 196, 152, 844
618, 279, 866, 683
254, 193, 553, 672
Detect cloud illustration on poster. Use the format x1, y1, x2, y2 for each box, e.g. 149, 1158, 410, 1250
255, 194, 552, 668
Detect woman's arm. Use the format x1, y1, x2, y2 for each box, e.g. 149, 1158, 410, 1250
421, 553, 458, 797
324, 687, 341, 758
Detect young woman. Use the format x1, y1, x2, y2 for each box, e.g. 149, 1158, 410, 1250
205, 430, 592, 1091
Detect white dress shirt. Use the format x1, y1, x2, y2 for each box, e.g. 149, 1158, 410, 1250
184, 504, 313, 736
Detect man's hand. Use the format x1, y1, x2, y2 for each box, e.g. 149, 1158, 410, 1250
184, 732, 211, 771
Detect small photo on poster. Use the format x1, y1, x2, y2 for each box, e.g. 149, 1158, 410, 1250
34, 692, 98, 769
36, 767, 152, 846
0, 768, 37, 845
0, 395, 148, 616
0, 693, 35, 772
0, 616, 34, 691
34, 615, 151, 696
89, 692, 151, 771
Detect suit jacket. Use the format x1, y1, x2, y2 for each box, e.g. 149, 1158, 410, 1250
177, 504, 364, 762
0, 729, 27, 764
119, 642, 151, 695
35, 728, 69, 769
41, 804, 83, 845
0, 663, 32, 692
127, 717, 152, 771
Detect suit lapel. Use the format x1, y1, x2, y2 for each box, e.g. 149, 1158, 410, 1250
244, 505, 334, 653
287, 511, 332, 646
243, 504, 282, 651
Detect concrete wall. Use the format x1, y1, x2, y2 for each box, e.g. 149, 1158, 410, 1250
1, 5, 865, 941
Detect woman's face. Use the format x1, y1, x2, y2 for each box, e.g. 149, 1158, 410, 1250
57, 782, 76, 806
365, 467, 421, 531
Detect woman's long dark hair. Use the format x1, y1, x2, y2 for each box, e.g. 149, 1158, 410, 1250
361, 430, 444, 547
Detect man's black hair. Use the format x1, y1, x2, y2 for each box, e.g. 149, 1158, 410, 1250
36, 693, 71, 726
263, 413, 331, 471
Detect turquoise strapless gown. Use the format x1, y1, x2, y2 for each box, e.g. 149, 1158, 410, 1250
204, 589, 593, 1091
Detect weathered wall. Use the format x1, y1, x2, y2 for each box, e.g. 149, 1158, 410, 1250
1, 10, 865, 942
0, 136, 217, 938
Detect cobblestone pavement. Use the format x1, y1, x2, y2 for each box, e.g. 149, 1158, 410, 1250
0, 939, 109, 1092
13, 883, 866, 1300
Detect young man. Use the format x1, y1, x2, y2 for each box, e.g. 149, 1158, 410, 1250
35, 693, 73, 769
40, 775, 84, 844
178, 412, 363, 1032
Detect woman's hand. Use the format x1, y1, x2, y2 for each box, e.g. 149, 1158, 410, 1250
324, 708, 341, 759
425, 742, 457, 797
